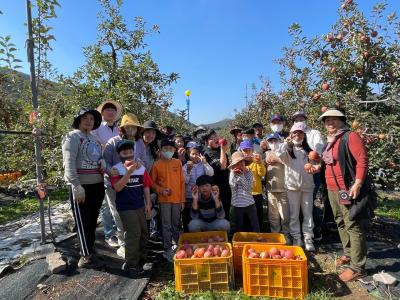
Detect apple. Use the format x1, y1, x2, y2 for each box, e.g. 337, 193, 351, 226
221, 249, 230, 257
207, 244, 214, 252
363, 51, 369, 59
213, 247, 222, 257
249, 252, 259, 259
218, 138, 228, 146
371, 30, 378, 37
326, 32, 334, 42
356, 70, 364, 78
186, 247, 193, 257
284, 250, 294, 259
352, 120, 360, 129
176, 250, 187, 259
378, 134, 385, 140
322, 83, 330, 91
260, 251, 269, 259
321, 106, 328, 113
204, 250, 213, 258
195, 247, 205, 258
279, 249, 286, 257
308, 151, 320, 161
269, 247, 278, 257
248, 248, 256, 255
330, 66, 337, 74
336, 34, 343, 42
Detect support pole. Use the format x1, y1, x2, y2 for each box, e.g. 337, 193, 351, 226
26, 0, 46, 244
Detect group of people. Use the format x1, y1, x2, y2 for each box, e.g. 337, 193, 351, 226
62, 100, 373, 282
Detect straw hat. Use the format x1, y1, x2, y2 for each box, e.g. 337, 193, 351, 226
119, 113, 143, 130
97, 100, 123, 122
228, 151, 246, 168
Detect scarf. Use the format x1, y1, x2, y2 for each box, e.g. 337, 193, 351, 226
322, 128, 349, 165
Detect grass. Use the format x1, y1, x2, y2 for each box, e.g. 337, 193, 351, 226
0, 188, 68, 224
375, 191, 400, 221
155, 281, 334, 300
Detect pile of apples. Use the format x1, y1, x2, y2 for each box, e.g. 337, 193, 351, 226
181, 235, 226, 245
246, 247, 304, 260
175, 244, 230, 259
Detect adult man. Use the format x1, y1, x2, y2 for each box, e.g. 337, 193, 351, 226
92, 100, 123, 248
201, 129, 231, 220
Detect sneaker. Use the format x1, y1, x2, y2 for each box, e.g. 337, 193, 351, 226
163, 249, 174, 263
139, 259, 153, 272
117, 246, 125, 258
106, 236, 119, 248
304, 238, 315, 252
293, 238, 304, 247
171, 244, 178, 252
78, 255, 97, 268
121, 262, 144, 278
283, 234, 292, 245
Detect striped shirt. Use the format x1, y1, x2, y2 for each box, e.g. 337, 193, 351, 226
183, 162, 214, 199
229, 170, 255, 207
191, 195, 225, 222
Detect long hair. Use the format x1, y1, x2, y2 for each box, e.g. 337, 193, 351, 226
287, 135, 312, 159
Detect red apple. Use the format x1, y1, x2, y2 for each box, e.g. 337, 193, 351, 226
218, 138, 228, 146
321, 106, 328, 113
326, 32, 334, 42
322, 83, 330, 91
269, 247, 278, 257
176, 250, 187, 259
371, 30, 378, 38
284, 250, 294, 259
330, 66, 337, 74
260, 251, 269, 259
308, 151, 320, 161
221, 249, 230, 257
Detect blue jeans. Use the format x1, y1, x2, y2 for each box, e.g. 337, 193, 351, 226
101, 197, 116, 240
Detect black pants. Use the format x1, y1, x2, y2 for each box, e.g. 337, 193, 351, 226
253, 194, 264, 232
234, 204, 260, 233
69, 182, 104, 257
182, 199, 193, 233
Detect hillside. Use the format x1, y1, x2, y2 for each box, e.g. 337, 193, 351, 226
202, 118, 231, 130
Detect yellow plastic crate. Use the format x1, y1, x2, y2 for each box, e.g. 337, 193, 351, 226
242, 244, 308, 299
174, 243, 234, 294
232, 232, 286, 274
178, 231, 228, 245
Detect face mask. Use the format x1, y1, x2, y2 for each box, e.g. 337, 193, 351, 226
271, 124, 283, 133
124, 127, 137, 137
269, 142, 279, 151
162, 150, 174, 159
293, 139, 303, 146
120, 155, 134, 164
295, 121, 307, 128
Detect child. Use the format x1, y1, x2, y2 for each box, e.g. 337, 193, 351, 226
151, 139, 185, 262
188, 175, 230, 232
110, 140, 152, 277
182, 142, 214, 232
265, 132, 291, 244
239, 140, 266, 231
275, 123, 317, 251
229, 151, 260, 232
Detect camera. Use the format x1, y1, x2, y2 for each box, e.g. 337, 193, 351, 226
338, 190, 352, 205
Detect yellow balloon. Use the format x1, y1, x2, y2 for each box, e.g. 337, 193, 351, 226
185, 90, 191, 97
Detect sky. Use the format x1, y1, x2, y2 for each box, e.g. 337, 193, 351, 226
1, 0, 399, 125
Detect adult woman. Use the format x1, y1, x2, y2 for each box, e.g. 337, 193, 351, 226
142, 120, 161, 172
62, 108, 104, 268
319, 108, 369, 282
103, 113, 145, 257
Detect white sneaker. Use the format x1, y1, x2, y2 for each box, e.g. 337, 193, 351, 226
117, 246, 125, 258
105, 236, 119, 248
304, 238, 315, 252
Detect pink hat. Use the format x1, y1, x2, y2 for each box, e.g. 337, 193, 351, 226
290, 123, 306, 133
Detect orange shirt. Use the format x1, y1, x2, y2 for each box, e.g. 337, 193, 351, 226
151, 158, 185, 204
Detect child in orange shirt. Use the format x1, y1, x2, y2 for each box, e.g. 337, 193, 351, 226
151, 139, 185, 262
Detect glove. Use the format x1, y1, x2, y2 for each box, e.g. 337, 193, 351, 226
72, 185, 85, 203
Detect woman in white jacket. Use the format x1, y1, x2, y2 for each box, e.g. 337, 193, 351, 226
275, 123, 320, 252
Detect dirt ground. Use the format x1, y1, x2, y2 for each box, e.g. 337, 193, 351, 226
142, 215, 400, 300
